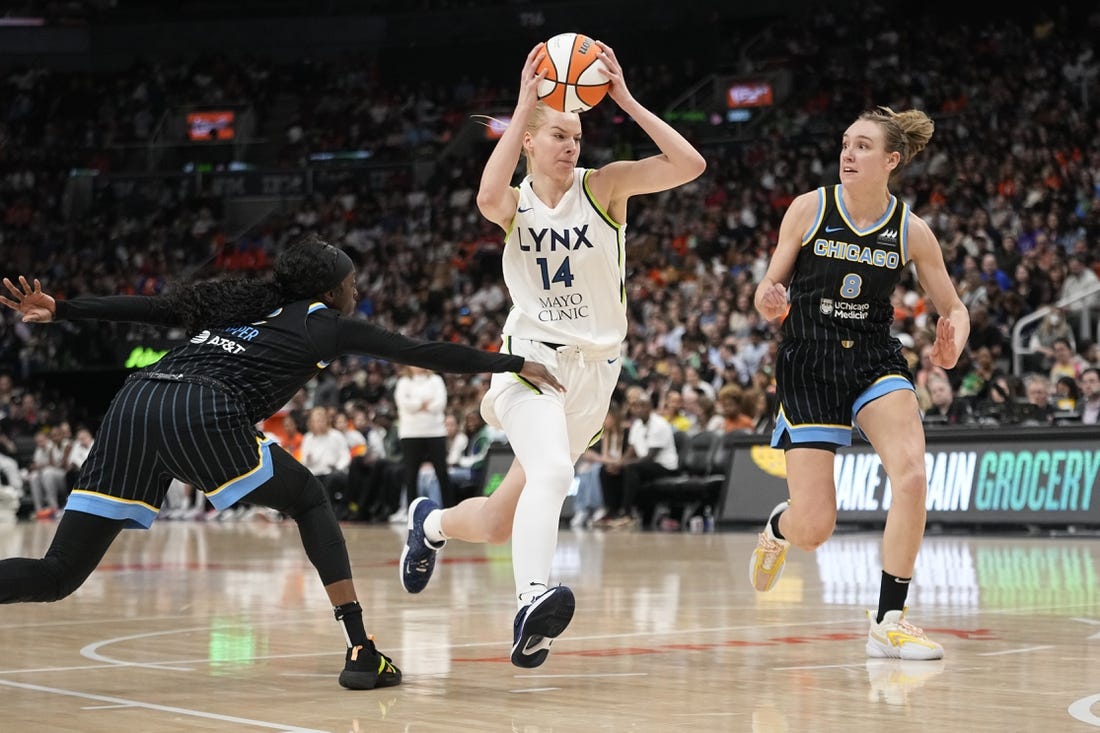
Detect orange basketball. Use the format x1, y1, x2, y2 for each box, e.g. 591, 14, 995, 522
535, 32, 610, 113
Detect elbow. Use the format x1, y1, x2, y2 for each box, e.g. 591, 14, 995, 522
689, 152, 707, 179
475, 190, 499, 218
674, 151, 706, 183
475, 192, 491, 215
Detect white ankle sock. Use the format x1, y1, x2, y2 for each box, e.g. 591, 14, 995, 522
423, 509, 447, 543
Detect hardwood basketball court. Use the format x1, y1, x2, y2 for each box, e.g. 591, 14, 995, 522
1, 519, 1098, 732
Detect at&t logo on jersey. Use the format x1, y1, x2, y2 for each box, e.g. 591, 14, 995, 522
190, 329, 247, 354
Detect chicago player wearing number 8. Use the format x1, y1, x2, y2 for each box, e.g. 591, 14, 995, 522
398, 39, 705, 668
750, 107, 970, 660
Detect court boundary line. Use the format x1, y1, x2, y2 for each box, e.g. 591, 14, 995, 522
0, 678, 331, 733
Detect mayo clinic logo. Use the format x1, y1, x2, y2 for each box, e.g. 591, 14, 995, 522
190, 330, 211, 344
820, 298, 834, 316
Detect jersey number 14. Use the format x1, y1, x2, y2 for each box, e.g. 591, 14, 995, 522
536, 257, 575, 289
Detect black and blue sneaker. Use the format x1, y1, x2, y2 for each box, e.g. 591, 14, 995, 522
400, 497, 444, 593
511, 585, 576, 668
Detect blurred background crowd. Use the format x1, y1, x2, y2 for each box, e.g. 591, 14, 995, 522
1, 0, 1099, 523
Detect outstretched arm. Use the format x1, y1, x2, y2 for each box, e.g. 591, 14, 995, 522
312, 312, 565, 393
2, 276, 180, 326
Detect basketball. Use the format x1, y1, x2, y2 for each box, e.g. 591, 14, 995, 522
535, 32, 610, 113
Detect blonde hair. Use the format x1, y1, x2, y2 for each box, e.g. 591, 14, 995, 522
857, 106, 934, 179
472, 103, 559, 175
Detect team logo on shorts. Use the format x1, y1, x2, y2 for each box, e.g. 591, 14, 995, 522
819, 298, 834, 316
191, 330, 211, 344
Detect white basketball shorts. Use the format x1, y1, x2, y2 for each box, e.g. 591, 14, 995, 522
481, 336, 622, 461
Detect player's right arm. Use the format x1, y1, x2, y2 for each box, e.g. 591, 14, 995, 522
754, 191, 818, 322
1, 276, 180, 325
476, 43, 546, 230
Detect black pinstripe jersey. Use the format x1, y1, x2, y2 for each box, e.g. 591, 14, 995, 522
781, 185, 909, 344
55, 296, 525, 424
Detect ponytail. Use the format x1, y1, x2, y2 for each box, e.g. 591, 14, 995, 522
163, 277, 283, 335
163, 232, 356, 335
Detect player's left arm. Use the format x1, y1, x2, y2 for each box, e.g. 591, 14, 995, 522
311, 311, 565, 391
585, 42, 705, 215
907, 213, 970, 369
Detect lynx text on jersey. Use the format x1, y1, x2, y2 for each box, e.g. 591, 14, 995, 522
518, 225, 595, 252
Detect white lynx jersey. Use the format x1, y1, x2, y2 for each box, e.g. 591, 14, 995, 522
500, 168, 627, 347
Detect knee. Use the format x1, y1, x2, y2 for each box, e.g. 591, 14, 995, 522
887, 464, 928, 507
36, 557, 88, 602
53, 572, 86, 601
280, 475, 330, 520
540, 460, 576, 497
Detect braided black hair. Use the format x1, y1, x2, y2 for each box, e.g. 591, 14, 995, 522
163, 233, 351, 334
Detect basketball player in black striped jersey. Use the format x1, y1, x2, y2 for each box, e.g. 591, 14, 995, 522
750, 108, 970, 661
0, 234, 563, 689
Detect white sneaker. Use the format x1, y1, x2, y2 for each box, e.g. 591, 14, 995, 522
749, 501, 790, 592
388, 508, 408, 524
866, 609, 944, 660
569, 510, 589, 529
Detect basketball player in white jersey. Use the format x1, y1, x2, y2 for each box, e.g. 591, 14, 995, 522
399, 40, 706, 668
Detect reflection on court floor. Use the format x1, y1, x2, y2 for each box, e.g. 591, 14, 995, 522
0, 521, 1097, 732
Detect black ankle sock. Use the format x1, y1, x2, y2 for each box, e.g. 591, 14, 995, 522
769, 512, 785, 541
333, 601, 368, 647
876, 571, 911, 623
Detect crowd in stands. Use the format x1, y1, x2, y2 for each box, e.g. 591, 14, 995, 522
2, 2, 1100, 524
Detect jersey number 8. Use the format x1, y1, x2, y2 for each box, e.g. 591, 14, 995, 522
840, 273, 862, 299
